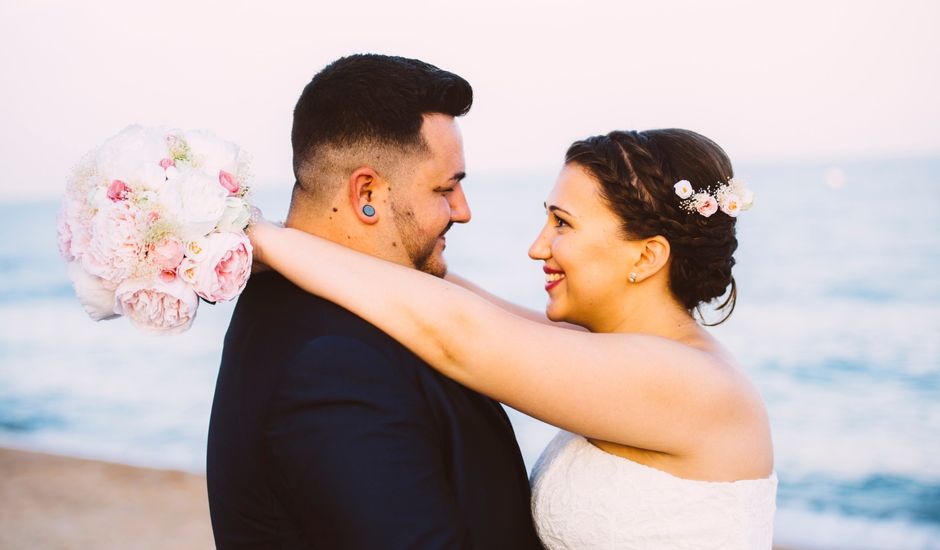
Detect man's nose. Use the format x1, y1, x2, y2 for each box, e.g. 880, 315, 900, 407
448, 185, 471, 223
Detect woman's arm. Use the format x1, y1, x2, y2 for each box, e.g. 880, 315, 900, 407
251, 222, 747, 455
444, 272, 585, 330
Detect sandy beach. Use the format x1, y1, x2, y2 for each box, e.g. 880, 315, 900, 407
0, 447, 213, 550
0, 446, 800, 549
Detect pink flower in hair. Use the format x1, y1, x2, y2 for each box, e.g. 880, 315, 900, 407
694, 194, 718, 217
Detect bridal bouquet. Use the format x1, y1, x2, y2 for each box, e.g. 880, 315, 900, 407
57, 125, 254, 334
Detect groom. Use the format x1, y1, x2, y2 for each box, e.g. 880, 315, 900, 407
207, 55, 542, 548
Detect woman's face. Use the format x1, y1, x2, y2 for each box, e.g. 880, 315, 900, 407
528, 163, 640, 330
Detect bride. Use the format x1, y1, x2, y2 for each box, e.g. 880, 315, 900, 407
249, 128, 777, 548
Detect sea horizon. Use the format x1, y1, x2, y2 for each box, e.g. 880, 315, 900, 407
2, 154, 939, 549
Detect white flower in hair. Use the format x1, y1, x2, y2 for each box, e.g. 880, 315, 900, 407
674, 180, 693, 199
718, 193, 742, 217
728, 177, 755, 210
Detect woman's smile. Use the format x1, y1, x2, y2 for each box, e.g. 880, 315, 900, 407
543, 265, 566, 291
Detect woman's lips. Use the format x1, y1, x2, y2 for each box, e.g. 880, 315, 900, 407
543, 266, 565, 291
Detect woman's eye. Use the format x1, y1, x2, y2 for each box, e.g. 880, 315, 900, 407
553, 216, 568, 228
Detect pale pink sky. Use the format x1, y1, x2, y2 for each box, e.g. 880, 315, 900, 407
1, 0, 938, 199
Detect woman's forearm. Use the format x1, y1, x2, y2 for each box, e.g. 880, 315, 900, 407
255, 225, 504, 384
445, 273, 586, 330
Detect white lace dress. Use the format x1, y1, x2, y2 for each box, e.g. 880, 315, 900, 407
530, 431, 777, 549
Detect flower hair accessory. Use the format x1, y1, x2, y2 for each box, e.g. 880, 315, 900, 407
674, 177, 754, 218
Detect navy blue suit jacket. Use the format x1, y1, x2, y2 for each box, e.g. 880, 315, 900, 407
207, 272, 542, 549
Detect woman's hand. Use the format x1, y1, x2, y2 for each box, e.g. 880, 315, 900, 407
246, 207, 282, 273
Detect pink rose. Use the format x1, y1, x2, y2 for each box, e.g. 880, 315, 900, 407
149, 236, 185, 271
160, 158, 175, 169
114, 275, 199, 334
694, 194, 718, 217
107, 180, 131, 202
188, 232, 252, 302
218, 170, 240, 195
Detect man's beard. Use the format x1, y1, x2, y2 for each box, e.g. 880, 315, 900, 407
390, 200, 451, 278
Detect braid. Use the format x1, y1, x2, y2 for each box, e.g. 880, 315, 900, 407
565, 129, 739, 325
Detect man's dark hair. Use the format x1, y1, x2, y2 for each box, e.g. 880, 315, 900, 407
290, 54, 472, 208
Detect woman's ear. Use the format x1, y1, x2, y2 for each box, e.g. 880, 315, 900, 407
631, 236, 671, 283
348, 167, 382, 225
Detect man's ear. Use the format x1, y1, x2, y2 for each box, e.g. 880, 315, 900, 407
632, 236, 671, 283
348, 167, 382, 225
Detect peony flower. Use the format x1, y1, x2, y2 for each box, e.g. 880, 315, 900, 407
114, 275, 199, 334
57, 204, 74, 260
67, 261, 119, 321
694, 193, 718, 217
189, 232, 253, 302
107, 180, 131, 202
674, 180, 693, 199
96, 125, 171, 192
182, 129, 239, 177
159, 168, 229, 240
62, 197, 92, 261
149, 236, 185, 271
719, 193, 742, 217
81, 200, 145, 283
216, 196, 251, 233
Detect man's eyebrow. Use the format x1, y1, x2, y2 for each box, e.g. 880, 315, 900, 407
545, 203, 575, 217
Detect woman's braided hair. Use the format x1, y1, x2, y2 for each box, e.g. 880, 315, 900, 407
565, 129, 738, 325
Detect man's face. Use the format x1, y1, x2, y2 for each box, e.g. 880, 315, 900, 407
389, 114, 471, 277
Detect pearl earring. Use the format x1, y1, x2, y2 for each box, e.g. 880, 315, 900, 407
629, 272, 638, 284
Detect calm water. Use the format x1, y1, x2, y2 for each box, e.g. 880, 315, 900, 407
1, 157, 938, 549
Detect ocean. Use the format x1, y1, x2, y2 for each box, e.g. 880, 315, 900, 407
1, 156, 938, 549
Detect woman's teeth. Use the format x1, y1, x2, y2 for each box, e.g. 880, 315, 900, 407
545, 273, 566, 283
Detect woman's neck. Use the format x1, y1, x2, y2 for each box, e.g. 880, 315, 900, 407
597, 292, 703, 343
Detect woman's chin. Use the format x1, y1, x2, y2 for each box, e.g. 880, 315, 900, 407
545, 304, 566, 323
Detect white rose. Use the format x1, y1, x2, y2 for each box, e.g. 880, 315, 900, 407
177, 256, 201, 285
216, 196, 252, 232
183, 236, 210, 262
67, 261, 119, 321
160, 168, 229, 240
182, 129, 240, 177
